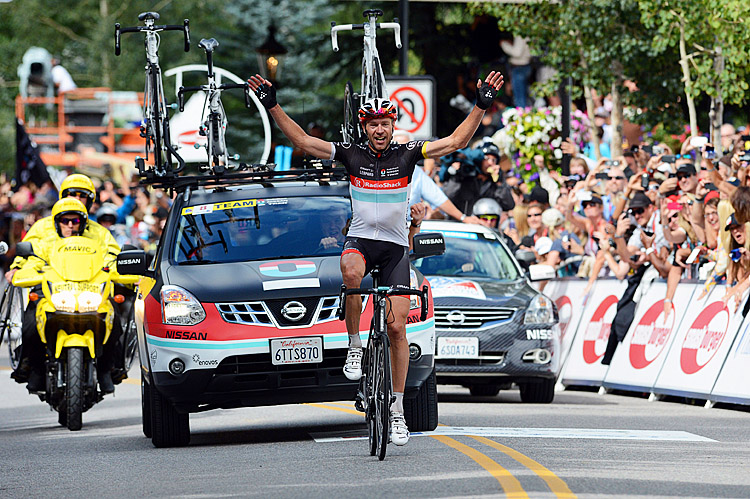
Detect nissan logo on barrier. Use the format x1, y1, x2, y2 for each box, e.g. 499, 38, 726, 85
446, 310, 466, 326
281, 301, 307, 322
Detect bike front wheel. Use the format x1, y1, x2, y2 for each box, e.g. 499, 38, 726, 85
373, 335, 391, 461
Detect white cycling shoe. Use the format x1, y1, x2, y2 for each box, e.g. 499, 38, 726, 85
390, 411, 410, 446
343, 347, 362, 381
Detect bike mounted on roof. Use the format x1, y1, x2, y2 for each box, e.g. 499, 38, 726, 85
331, 9, 402, 144
115, 11, 190, 181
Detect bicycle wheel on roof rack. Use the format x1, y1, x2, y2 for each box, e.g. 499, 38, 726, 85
343, 81, 362, 144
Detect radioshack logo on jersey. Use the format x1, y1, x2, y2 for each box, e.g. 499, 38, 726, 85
258, 260, 317, 278
629, 300, 675, 369
351, 176, 407, 190
680, 301, 729, 374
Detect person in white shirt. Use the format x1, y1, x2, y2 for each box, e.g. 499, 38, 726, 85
500, 36, 532, 108
50, 57, 77, 94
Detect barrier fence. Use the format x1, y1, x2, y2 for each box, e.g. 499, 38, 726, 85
545, 277, 750, 408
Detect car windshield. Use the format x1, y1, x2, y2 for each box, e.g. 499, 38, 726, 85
412, 229, 520, 280
172, 195, 352, 264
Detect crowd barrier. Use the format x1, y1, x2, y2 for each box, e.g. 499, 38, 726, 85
544, 277, 750, 408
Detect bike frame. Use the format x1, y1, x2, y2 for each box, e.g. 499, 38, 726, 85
115, 12, 190, 178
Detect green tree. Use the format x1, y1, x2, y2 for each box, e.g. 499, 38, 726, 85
639, 0, 750, 145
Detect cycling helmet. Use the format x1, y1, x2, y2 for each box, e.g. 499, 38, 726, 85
472, 198, 502, 218
60, 174, 96, 210
51, 198, 88, 237
358, 98, 398, 125
96, 202, 118, 225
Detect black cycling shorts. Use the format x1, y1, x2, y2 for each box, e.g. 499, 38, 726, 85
342, 237, 410, 289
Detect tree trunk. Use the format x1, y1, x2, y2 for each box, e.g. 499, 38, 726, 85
100, 0, 110, 88
677, 15, 698, 137
710, 45, 724, 150
610, 60, 624, 158
575, 32, 601, 159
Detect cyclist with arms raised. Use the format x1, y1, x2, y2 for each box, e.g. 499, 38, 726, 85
248, 71, 504, 445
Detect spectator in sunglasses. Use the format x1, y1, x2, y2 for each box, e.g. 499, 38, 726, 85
675, 163, 699, 195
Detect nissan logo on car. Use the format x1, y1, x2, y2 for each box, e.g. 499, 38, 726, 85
446, 310, 466, 326
281, 301, 307, 321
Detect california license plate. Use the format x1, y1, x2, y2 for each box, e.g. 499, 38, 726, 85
436, 336, 479, 359
270, 336, 323, 365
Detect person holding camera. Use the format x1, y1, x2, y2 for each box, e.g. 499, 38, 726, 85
439, 141, 515, 217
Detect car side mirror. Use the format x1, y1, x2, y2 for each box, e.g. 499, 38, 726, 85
528, 264, 556, 282
116, 250, 150, 276
15, 241, 34, 258
411, 232, 445, 261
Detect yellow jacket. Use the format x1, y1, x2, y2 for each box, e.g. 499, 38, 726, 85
11, 216, 120, 270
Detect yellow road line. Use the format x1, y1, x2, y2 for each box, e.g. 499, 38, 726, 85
305, 402, 363, 416
431, 435, 528, 498
471, 436, 576, 499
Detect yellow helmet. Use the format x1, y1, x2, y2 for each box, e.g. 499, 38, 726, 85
51, 198, 88, 237
60, 174, 96, 210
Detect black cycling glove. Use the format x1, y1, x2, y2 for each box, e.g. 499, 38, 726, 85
475, 81, 497, 110
253, 82, 277, 109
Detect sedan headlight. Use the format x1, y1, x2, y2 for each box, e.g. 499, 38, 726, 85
161, 285, 206, 325
524, 294, 554, 324
50, 291, 77, 313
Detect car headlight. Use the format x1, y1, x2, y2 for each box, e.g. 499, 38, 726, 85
77, 291, 103, 313
50, 291, 77, 313
161, 285, 206, 325
524, 294, 554, 324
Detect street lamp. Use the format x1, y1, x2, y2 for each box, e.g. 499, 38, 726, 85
255, 25, 287, 83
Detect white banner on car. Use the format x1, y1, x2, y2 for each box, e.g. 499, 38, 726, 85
603, 281, 695, 392
543, 279, 589, 369
559, 279, 626, 386
710, 292, 750, 406
652, 285, 743, 399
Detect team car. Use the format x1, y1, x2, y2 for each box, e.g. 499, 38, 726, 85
117, 170, 441, 447
411, 220, 560, 403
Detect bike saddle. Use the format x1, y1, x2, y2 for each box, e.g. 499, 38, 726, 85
363, 9, 384, 18
199, 38, 219, 53
138, 11, 160, 22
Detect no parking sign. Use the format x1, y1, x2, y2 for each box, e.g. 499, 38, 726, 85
386, 76, 435, 140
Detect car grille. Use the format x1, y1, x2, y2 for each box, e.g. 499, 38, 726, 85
216, 296, 340, 328
216, 349, 348, 375
434, 306, 516, 330
436, 351, 507, 366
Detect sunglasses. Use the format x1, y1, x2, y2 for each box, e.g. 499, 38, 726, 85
59, 216, 81, 225
608, 176, 625, 180
67, 189, 91, 199
629, 207, 646, 215
479, 214, 499, 221
581, 202, 600, 209
527, 212, 542, 218
669, 213, 680, 221
677, 174, 694, 181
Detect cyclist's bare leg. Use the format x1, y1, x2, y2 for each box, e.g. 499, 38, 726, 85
340, 252, 366, 347
386, 295, 410, 398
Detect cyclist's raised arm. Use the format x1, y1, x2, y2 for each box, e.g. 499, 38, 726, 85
424, 71, 504, 159
247, 75, 333, 160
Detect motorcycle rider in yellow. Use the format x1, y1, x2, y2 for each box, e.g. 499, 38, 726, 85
8, 175, 121, 393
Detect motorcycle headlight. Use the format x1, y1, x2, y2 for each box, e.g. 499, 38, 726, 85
524, 294, 554, 324
50, 290, 77, 313
77, 291, 103, 313
161, 285, 206, 325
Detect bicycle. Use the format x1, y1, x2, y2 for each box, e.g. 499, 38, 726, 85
337, 268, 428, 460
330, 9, 401, 143
0, 282, 23, 370
115, 11, 190, 178
177, 38, 252, 175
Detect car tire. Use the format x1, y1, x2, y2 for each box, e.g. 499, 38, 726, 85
150, 383, 190, 447
469, 384, 500, 397
404, 367, 438, 431
519, 378, 555, 403
142, 376, 152, 438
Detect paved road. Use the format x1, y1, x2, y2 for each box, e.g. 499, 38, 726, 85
0, 355, 748, 498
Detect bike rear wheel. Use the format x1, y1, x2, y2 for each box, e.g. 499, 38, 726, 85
343, 81, 361, 144
0, 285, 23, 370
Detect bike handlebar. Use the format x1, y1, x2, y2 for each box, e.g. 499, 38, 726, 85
336, 285, 429, 322
330, 21, 401, 52
114, 19, 190, 56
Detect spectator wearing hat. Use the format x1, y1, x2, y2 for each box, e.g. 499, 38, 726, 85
721, 213, 750, 311
541, 208, 583, 276
560, 191, 607, 259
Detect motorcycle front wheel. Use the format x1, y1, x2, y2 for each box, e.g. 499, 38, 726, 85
66, 347, 84, 431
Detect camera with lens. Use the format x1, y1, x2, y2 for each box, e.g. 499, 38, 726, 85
739, 135, 750, 162
564, 174, 583, 188
439, 151, 480, 179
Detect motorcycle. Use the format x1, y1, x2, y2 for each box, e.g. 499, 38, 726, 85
12, 237, 139, 431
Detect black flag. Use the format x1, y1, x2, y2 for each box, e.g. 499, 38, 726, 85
15, 118, 51, 191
